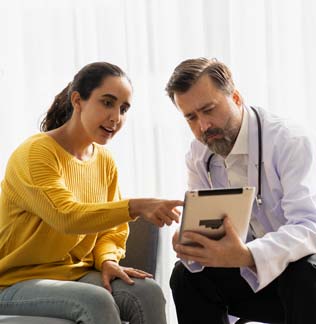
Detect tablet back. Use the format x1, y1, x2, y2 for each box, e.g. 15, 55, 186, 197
179, 187, 255, 245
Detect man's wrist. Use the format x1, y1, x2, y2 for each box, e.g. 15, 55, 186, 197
244, 246, 256, 271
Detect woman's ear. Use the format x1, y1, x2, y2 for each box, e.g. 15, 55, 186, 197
70, 91, 82, 112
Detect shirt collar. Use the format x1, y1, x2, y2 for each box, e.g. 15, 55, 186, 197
227, 106, 248, 156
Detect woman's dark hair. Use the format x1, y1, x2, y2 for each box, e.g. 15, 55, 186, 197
165, 57, 235, 104
40, 62, 131, 131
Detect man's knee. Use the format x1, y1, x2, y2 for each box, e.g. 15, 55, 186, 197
278, 256, 316, 298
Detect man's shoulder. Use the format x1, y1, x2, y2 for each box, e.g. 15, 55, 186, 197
257, 107, 315, 140
254, 106, 290, 128
256, 107, 316, 161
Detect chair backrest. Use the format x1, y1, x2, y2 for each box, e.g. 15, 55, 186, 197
120, 218, 159, 277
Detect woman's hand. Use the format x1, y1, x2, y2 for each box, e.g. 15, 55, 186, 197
101, 260, 153, 293
128, 198, 183, 227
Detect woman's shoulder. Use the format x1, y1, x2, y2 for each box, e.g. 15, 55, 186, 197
14, 133, 56, 153
4, 133, 59, 179
9, 133, 60, 165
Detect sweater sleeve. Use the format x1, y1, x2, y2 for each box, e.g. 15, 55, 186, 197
93, 165, 130, 269
93, 223, 129, 270
2, 139, 132, 234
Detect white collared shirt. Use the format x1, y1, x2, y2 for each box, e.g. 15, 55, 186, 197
224, 108, 248, 188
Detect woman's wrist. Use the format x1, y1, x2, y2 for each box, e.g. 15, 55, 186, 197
102, 259, 118, 268
128, 198, 143, 219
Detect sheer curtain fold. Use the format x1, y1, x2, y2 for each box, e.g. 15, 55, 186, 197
1, 1, 316, 323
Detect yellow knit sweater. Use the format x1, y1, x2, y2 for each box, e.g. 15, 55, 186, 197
0, 133, 132, 288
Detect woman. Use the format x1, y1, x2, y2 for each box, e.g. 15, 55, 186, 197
0, 62, 182, 323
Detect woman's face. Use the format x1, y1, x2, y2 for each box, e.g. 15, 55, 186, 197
73, 76, 132, 145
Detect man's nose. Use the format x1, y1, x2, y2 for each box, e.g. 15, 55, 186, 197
198, 118, 211, 132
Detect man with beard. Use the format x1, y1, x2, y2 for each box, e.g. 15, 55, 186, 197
165, 57, 316, 324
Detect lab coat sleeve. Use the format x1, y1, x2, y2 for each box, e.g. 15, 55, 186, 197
185, 142, 206, 190
241, 131, 316, 291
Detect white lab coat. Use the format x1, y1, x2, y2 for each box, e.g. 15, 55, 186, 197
185, 105, 316, 292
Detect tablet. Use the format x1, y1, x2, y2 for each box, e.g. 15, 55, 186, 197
179, 187, 255, 245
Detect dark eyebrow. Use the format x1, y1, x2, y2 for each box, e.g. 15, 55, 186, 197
101, 94, 130, 107
184, 102, 215, 118
184, 112, 196, 119
101, 94, 117, 100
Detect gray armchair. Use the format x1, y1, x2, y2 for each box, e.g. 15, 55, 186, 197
0, 218, 159, 323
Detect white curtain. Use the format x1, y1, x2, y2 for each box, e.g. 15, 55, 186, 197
1, 1, 316, 323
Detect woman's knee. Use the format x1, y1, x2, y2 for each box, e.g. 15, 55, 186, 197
112, 278, 166, 324
66, 282, 118, 313
0, 279, 121, 324
136, 278, 165, 304
113, 278, 165, 304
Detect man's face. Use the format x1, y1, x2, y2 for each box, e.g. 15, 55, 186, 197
174, 74, 243, 157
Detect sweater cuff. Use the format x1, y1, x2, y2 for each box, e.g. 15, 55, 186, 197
95, 252, 120, 271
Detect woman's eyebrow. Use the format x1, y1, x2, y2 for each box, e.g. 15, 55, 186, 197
101, 94, 117, 100
101, 93, 131, 107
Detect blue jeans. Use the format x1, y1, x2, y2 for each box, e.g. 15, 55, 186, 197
0, 271, 167, 324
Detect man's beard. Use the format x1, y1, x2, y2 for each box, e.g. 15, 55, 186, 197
201, 127, 237, 157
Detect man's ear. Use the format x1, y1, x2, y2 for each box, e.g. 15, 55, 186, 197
70, 91, 82, 112
232, 89, 243, 107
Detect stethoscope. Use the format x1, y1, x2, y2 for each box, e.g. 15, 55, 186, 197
206, 106, 263, 206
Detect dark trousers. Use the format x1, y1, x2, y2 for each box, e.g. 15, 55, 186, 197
170, 255, 316, 324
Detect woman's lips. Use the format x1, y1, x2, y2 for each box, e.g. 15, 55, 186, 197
100, 125, 114, 133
